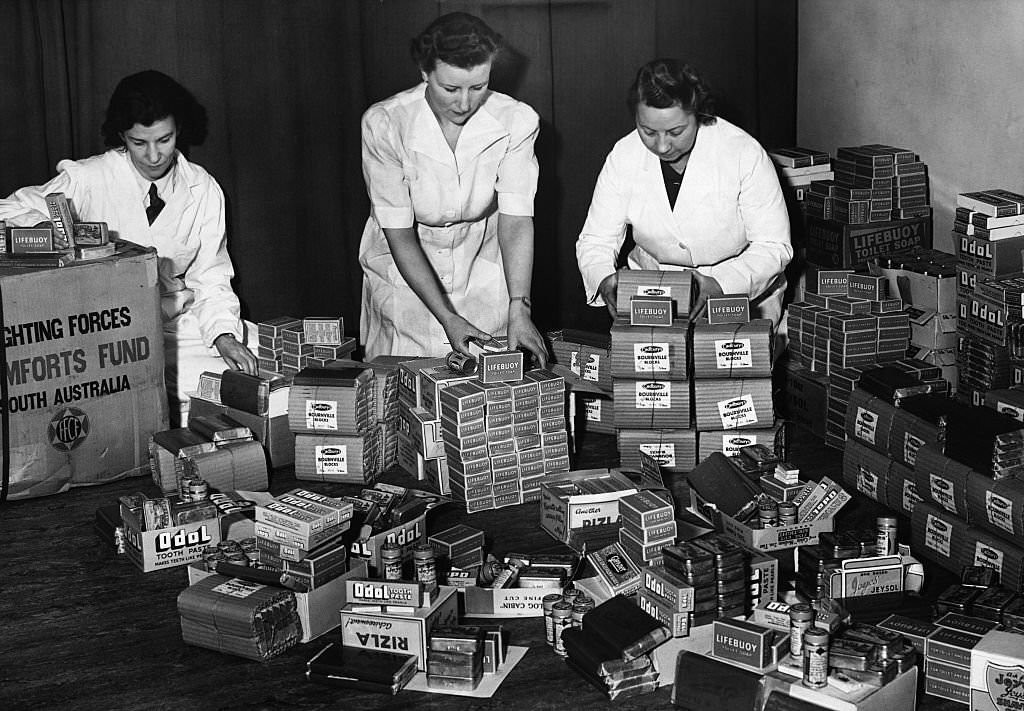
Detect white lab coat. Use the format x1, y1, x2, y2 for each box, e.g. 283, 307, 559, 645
576, 117, 792, 324
359, 83, 539, 359
0, 149, 252, 421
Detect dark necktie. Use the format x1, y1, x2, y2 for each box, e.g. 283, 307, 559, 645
146, 183, 165, 225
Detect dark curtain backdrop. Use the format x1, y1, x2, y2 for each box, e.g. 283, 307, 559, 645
0, 0, 796, 340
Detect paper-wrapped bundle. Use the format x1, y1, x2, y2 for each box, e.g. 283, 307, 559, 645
178, 574, 300, 661
185, 440, 269, 492
288, 366, 376, 436
294, 431, 382, 484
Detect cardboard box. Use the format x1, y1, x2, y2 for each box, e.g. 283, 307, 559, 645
188, 397, 294, 468
188, 559, 369, 643
0, 244, 168, 500
462, 584, 562, 618
339, 586, 459, 670
781, 366, 829, 438
538, 468, 638, 543
758, 667, 918, 711
123, 506, 221, 573
804, 215, 932, 269
348, 513, 427, 576
691, 489, 834, 552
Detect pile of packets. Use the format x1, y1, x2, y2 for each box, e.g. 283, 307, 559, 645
255, 315, 356, 376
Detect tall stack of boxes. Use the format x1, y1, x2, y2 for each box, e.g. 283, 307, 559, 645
953, 188, 1024, 405
611, 270, 696, 475
769, 146, 833, 207
289, 365, 381, 483
548, 330, 614, 439
691, 299, 778, 460
394, 357, 449, 491
424, 352, 570, 513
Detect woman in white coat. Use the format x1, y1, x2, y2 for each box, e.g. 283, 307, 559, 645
0, 70, 256, 425
576, 59, 792, 326
359, 12, 547, 365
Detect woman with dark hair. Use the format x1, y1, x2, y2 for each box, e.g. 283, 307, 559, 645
0, 69, 256, 425
576, 59, 792, 325
359, 12, 547, 364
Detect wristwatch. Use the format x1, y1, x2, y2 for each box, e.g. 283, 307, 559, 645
509, 296, 532, 309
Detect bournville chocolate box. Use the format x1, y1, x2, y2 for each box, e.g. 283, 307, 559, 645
0, 244, 167, 500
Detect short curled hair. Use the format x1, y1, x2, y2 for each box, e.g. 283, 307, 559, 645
627, 59, 717, 126
101, 70, 208, 149
410, 12, 502, 73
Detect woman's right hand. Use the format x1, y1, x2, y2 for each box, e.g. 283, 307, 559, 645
598, 271, 619, 318
442, 313, 493, 356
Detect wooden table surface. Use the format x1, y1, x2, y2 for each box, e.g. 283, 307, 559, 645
0, 429, 967, 711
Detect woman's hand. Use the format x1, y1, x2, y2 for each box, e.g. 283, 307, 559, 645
507, 302, 548, 368
597, 271, 619, 318
690, 271, 725, 318
214, 333, 258, 375
441, 314, 493, 357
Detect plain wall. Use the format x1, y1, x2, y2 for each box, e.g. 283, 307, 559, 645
797, 0, 1024, 254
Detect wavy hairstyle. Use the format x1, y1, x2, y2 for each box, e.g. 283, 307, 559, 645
410, 12, 502, 73
627, 59, 717, 125
101, 70, 209, 149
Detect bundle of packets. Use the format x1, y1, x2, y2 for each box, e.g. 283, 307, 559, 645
547, 328, 613, 391
661, 536, 749, 626
560, 595, 668, 700
617, 428, 696, 475
149, 427, 217, 494
184, 440, 269, 492
256, 316, 300, 374
195, 368, 291, 418
188, 412, 254, 445
119, 491, 218, 530
294, 429, 383, 484
275, 317, 357, 374
306, 642, 417, 695
177, 573, 301, 661
252, 489, 354, 568
617, 490, 676, 569
288, 366, 376, 436
426, 625, 488, 692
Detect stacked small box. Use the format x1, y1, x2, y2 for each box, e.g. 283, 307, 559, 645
691, 317, 775, 435
426, 625, 486, 692
301, 316, 356, 367
923, 613, 991, 705
833, 144, 930, 224
769, 146, 833, 207
638, 564, 694, 639
548, 329, 614, 438
428, 523, 485, 578
617, 490, 676, 567
661, 540, 719, 627
256, 316, 301, 375
289, 366, 381, 483
693, 534, 751, 619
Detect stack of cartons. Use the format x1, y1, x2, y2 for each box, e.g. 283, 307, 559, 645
768, 146, 832, 207
611, 270, 695, 475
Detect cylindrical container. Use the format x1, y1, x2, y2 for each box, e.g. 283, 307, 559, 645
777, 501, 797, 525
381, 542, 404, 581
187, 478, 209, 502
446, 351, 477, 375
788, 602, 815, 658
542, 593, 564, 647
758, 498, 778, 528
571, 597, 595, 628
876, 516, 898, 555
551, 602, 573, 657
412, 544, 438, 593
802, 627, 830, 689
562, 587, 581, 606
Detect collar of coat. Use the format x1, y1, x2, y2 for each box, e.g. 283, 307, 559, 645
405, 83, 509, 170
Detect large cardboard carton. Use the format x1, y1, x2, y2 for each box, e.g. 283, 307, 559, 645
804, 215, 931, 270
539, 468, 639, 543
0, 245, 167, 500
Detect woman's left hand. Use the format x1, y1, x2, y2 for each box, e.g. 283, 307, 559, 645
507, 302, 548, 368
214, 333, 258, 375
690, 271, 725, 318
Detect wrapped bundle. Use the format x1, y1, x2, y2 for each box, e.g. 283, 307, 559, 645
612, 378, 691, 429
615, 269, 693, 319
178, 574, 300, 661
691, 319, 773, 379
288, 366, 376, 435
547, 329, 612, 391
185, 440, 269, 492
617, 428, 696, 474
149, 428, 215, 493
294, 430, 382, 484
610, 318, 689, 379
692, 378, 773, 431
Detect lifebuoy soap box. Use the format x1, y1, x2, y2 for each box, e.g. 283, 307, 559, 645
0, 243, 167, 500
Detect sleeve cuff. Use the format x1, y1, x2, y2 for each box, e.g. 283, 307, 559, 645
497, 193, 534, 217
204, 320, 243, 348
372, 205, 415, 230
